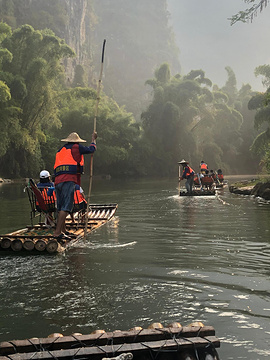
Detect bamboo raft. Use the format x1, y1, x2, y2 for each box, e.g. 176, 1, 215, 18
0, 204, 118, 254
180, 190, 216, 196
215, 182, 227, 189
0, 322, 220, 360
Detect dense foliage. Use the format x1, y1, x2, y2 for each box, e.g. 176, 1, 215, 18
141, 64, 260, 175
0, 23, 140, 178
248, 65, 270, 172
0, 0, 268, 178
0, 23, 75, 176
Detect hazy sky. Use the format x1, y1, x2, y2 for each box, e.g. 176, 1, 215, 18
167, 0, 270, 91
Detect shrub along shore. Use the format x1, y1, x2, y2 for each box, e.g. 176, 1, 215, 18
229, 179, 270, 200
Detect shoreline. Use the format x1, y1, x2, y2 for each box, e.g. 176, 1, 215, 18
229, 180, 270, 200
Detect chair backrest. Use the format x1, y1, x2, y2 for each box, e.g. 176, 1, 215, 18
26, 179, 56, 226
29, 179, 48, 212
36, 186, 56, 212
25, 184, 40, 226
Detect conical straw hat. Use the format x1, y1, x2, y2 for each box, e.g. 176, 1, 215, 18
61, 132, 86, 143
178, 159, 189, 164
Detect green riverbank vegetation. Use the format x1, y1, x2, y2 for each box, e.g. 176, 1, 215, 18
0, 3, 270, 178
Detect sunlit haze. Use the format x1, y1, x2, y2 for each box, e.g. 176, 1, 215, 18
168, 0, 270, 91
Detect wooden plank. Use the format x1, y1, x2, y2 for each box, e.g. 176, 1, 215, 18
0, 336, 220, 360
0, 327, 215, 355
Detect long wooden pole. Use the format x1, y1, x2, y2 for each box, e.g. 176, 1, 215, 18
178, 165, 181, 196
84, 39, 106, 239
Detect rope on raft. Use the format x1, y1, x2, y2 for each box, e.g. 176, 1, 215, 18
2, 329, 219, 360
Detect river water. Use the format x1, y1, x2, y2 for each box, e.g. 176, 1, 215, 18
0, 176, 270, 359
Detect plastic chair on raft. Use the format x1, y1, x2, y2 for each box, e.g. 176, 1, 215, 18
25, 179, 56, 227
201, 175, 214, 190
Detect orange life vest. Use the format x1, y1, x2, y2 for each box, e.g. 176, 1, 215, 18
200, 163, 208, 170
218, 174, 224, 182
36, 187, 56, 210
184, 166, 195, 177
54, 144, 84, 177
74, 188, 86, 205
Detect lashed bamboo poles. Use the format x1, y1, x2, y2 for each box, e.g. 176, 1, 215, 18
84, 40, 106, 240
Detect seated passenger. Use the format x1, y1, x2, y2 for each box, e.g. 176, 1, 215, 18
201, 170, 214, 190
70, 185, 87, 222
210, 169, 216, 181
217, 169, 224, 183
73, 184, 87, 212
200, 160, 208, 174
36, 170, 56, 213
194, 173, 204, 187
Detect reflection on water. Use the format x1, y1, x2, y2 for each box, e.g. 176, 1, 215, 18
0, 177, 270, 359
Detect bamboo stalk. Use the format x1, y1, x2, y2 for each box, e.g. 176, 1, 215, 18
46, 240, 59, 253
178, 165, 181, 195
11, 239, 23, 252
23, 239, 36, 251
1, 237, 11, 249
34, 239, 47, 251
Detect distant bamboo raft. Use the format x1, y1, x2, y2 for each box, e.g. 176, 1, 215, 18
180, 190, 216, 196
0, 204, 118, 254
0, 322, 220, 360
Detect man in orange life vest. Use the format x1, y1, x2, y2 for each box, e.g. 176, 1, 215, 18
53, 131, 97, 240
179, 159, 195, 194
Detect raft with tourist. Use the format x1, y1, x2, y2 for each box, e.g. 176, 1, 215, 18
178, 160, 216, 196
0, 178, 118, 254
0, 321, 220, 360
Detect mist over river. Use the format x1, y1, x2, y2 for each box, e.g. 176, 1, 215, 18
0, 176, 270, 359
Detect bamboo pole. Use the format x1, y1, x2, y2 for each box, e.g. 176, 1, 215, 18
84, 39, 106, 240
178, 165, 181, 196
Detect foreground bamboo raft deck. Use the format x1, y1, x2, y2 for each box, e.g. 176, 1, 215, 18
0, 204, 118, 254
0, 323, 220, 360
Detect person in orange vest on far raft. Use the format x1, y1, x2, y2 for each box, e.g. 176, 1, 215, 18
53, 131, 97, 241
200, 160, 208, 174
179, 159, 195, 194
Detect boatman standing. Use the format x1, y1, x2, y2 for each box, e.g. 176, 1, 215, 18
179, 159, 195, 194
53, 131, 97, 240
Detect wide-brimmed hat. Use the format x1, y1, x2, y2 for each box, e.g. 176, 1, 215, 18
178, 159, 189, 165
61, 132, 86, 143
